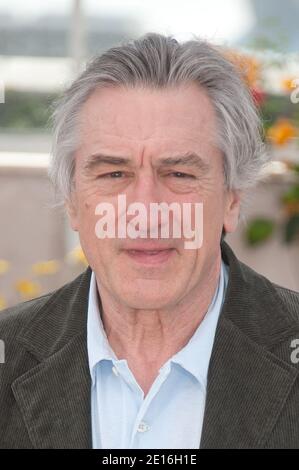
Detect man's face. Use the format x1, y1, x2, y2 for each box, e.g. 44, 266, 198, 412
68, 83, 240, 309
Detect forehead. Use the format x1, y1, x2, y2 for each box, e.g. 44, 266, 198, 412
78, 83, 217, 154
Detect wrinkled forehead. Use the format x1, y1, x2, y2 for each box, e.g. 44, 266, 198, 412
78, 84, 218, 149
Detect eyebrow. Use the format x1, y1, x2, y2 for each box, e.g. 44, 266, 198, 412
83, 151, 210, 173
155, 152, 211, 173
83, 154, 132, 172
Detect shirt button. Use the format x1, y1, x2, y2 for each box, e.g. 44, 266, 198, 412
137, 421, 150, 433
112, 366, 119, 376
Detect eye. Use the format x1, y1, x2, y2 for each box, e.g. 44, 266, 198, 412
171, 172, 196, 179
109, 171, 123, 178
98, 171, 124, 178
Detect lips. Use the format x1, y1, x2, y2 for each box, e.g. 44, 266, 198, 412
128, 250, 167, 255
122, 246, 175, 265
121, 242, 175, 251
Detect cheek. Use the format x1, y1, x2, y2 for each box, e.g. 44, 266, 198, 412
76, 199, 99, 242
202, 191, 226, 237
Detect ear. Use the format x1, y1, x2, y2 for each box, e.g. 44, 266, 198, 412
65, 194, 79, 232
223, 189, 242, 234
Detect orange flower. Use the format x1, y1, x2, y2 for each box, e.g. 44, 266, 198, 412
281, 77, 297, 92
267, 119, 297, 146
224, 50, 261, 87
15, 280, 41, 299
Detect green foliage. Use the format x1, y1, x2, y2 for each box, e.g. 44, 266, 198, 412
284, 214, 299, 243
246, 218, 275, 246
0, 90, 58, 130
281, 185, 299, 204
260, 95, 298, 132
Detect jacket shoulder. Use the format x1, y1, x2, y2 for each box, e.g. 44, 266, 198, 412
272, 282, 299, 323
236, 252, 299, 325
0, 269, 89, 340
0, 292, 53, 339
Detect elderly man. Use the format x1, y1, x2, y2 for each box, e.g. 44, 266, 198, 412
0, 33, 299, 449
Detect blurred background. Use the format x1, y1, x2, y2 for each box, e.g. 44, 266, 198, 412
0, 0, 299, 309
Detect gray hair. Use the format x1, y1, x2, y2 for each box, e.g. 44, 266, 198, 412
49, 32, 268, 209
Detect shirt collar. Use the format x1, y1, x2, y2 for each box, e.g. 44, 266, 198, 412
87, 258, 229, 387
169, 259, 229, 389
87, 272, 117, 383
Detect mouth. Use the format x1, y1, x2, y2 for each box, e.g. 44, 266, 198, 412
123, 247, 176, 265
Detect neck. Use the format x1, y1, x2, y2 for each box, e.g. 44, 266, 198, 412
96, 251, 222, 366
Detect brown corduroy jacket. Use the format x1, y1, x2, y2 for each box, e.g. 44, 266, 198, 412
0, 240, 299, 449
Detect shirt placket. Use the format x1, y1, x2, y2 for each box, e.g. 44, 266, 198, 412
129, 361, 172, 448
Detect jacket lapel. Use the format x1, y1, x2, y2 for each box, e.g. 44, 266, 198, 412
200, 241, 299, 448
200, 314, 299, 448
12, 267, 93, 449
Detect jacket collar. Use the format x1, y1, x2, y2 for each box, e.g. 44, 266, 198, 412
12, 241, 299, 448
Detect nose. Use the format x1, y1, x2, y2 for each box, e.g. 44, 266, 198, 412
128, 171, 163, 208
124, 170, 168, 238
